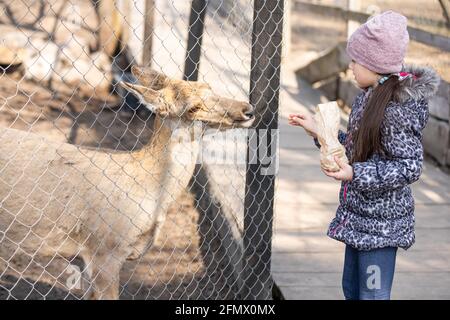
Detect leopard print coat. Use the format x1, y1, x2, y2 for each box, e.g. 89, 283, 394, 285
313, 65, 440, 251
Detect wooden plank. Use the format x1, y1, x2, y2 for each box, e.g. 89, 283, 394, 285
142, 0, 155, 67
295, 42, 349, 84
243, 0, 284, 300
293, 1, 450, 52
97, 0, 125, 57
407, 25, 450, 52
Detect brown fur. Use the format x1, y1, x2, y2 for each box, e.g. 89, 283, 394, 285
0, 66, 255, 299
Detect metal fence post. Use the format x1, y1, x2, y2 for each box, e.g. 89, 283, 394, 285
243, 0, 284, 299
184, 0, 207, 81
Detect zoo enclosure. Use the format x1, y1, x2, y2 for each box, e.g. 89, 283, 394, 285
0, 0, 284, 299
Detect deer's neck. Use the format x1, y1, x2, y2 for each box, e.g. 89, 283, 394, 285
132, 115, 201, 203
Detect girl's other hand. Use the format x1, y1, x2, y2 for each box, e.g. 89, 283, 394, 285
288, 113, 318, 139
321, 156, 354, 181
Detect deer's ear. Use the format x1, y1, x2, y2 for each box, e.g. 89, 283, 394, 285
131, 65, 170, 90
119, 81, 166, 114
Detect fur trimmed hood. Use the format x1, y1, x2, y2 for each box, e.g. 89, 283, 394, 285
393, 64, 441, 103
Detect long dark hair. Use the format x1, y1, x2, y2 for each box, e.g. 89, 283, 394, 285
350, 75, 400, 164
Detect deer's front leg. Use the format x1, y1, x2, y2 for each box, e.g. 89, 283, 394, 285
88, 254, 122, 300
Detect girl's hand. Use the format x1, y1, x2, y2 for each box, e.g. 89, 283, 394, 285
288, 113, 318, 139
322, 156, 353, 181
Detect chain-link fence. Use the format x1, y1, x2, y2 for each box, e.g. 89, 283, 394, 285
0, 0, 284, 299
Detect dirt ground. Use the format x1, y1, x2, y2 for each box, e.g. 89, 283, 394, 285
291, 0, 450, 82
0, 72, 232, 299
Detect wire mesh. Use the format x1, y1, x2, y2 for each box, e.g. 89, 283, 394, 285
0, 0, 283, 300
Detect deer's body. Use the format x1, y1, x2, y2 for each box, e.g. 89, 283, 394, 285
0, 116, 199, 298
0, 66, 255, 299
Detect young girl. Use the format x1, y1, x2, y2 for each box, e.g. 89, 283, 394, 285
288, 10, 440, 300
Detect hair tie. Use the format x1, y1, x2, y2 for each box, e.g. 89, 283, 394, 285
397, 71, 418, 81
378, 72, 417, 85
378, 75, 391, 85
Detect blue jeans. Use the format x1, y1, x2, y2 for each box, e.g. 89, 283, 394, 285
342, 244, 398, 300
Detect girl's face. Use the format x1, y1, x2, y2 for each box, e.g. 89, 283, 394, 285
349, 60, 380, 88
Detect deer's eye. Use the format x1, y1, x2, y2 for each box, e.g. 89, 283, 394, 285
189, 105, 201, 114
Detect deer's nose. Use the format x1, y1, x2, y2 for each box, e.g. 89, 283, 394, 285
244, 105, 255, 119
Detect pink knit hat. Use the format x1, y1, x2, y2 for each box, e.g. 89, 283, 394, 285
346, 10, 409, 74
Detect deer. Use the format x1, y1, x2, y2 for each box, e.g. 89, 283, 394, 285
0, 65, 255, 299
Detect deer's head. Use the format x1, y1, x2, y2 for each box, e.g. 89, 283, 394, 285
119, 66, 255, 129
